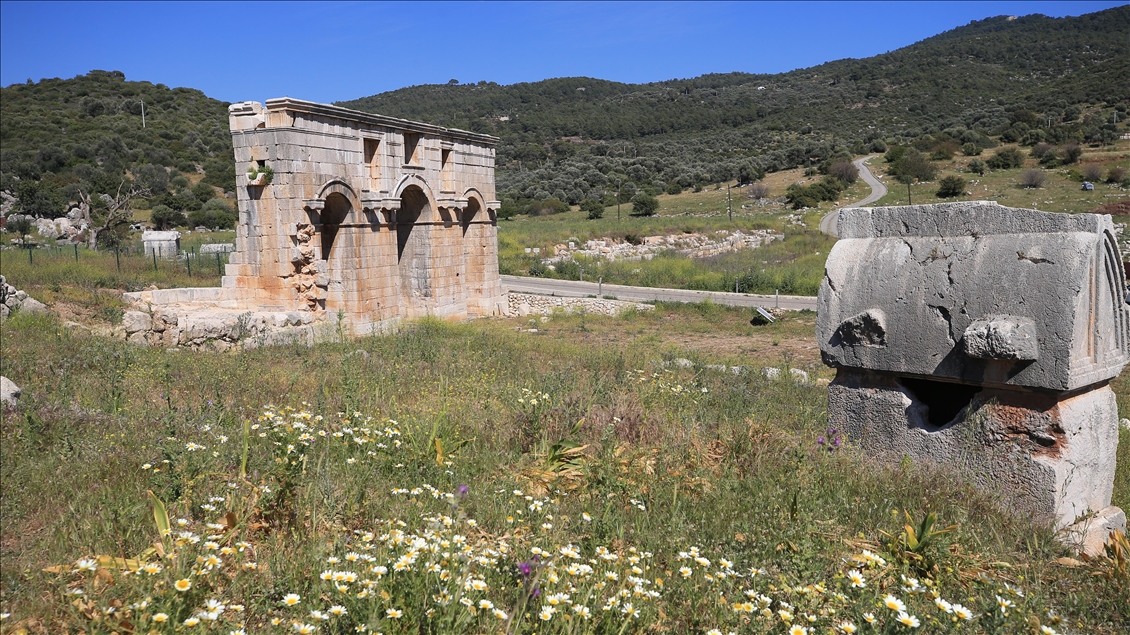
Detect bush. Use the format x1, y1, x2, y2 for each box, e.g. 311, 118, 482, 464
1019, 169, 1046, 189
961, 143, 981, 156
526, 198, 570, 216
1030, 142, 1053, 159
936, 175, 966, 198
986, 147, 1025, 170
188, 198, 236, 229
869, 139, 888, 153
191, 180, 216, 202
149, 204, 187, 230
580, 198, 604, 220
747, 182, 770, 200
630, 192, 659, 217
828, 160, 858, 184
785, 177, 844, 210
664, 182, 683, 195
6, 216, 32, 236
968, 158, 987, 176
1082, 164, 1104, 182
1059, 141, 1083, 165
1107, 166, 1127, 184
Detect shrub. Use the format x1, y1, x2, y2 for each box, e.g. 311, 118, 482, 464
828, 160, 859, 184
664, 182, 683, 195
526, 198, 570, 216
149, 204, 186, 230
527, 260, 548, 277
936, 175, 966, 198
1107, 166, 1127, 185
986, 147, 1025, 170
961, 142, 981, 156
1059, 141, 1083, 165
630, 192, 659, 217
6, 215, 32, 236
967, 158, 987, 176
1019, 169, 1046, 189
747, 182, 770, 200
191, 180, 216, 202
785, 177, 844, 210
1030, 142, 1053, 159
884, 146, 907, 164
930, 143, 956, 161
1082, 164, 1104, 182
869, 139, 888, 153
579, 198, 604, 220
188, 198, 236, 229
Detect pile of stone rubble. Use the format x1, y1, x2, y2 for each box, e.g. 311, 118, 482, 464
0, 275, 47, 320
507, 293, 654, 318
546, 229, 780, 264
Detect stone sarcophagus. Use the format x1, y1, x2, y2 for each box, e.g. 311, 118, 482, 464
818, 201, 1127, 553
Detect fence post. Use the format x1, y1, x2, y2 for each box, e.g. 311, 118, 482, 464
216, 253, 221, 277
187, 251, 191, 276
153, 251, 158, 272
74, 243, 79, 262
115, 247, 121, 272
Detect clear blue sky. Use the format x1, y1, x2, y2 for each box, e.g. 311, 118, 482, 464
1, 1, 1125, 104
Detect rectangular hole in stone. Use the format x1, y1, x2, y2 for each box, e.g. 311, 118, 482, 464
898, 377, 981, 429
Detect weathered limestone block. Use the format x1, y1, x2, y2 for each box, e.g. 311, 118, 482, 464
143, 231, 181, 259
818, 202, 1127, 551
828, 370, 1117, 529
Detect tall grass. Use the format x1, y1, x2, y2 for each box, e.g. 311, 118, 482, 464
1, 233, 234, 295
2, 309, 1128, 633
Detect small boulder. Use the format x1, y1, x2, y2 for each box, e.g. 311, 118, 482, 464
1, 376, 21, 407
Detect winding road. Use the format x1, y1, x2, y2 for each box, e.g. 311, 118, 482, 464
818, 154, 887, 237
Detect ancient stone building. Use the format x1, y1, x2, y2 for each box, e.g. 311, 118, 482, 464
224, 98, 505, 328
123, 98, 506, 346
818, 201, 1127, 554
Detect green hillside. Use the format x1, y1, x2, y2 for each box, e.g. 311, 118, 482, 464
1, 7, 1127, 222
0, 70, 235, 221
340, 7, 1129, 205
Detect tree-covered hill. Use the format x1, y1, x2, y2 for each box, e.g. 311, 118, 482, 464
338, 7, 1128, 205
1, 6, 1126, 222
0, 70, 235, 223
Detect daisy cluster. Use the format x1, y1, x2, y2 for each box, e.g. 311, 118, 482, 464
42, 404, 1069, 634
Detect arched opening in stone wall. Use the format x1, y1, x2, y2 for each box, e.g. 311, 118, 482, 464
462, 197, 480, 236
320, 193, 351, 261
398, 185, 432, 299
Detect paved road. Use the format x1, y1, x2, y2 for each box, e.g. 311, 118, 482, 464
502, 275, 818, 311
819, 154, 887, 237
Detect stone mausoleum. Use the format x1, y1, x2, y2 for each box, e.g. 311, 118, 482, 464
123, 98, 506, 347
818, 201, 1127, 554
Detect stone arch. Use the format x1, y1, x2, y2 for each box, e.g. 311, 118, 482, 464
315, 179, 359, 219
320, 192, 352, 261
392, 174, 436, 221
461, 189, 485, 236
398, 184, 433, 301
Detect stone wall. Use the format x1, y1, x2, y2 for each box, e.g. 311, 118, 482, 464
507, 293, 654, 317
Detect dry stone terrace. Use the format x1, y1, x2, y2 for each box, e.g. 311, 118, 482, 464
124, 98, 507, 345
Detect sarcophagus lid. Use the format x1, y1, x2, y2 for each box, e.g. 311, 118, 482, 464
817, 202, 1130, 391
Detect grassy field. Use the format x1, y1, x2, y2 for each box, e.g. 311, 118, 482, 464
871, 141, 1130, 212
1, 302, 1128, 634
497, 168, 864, 295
